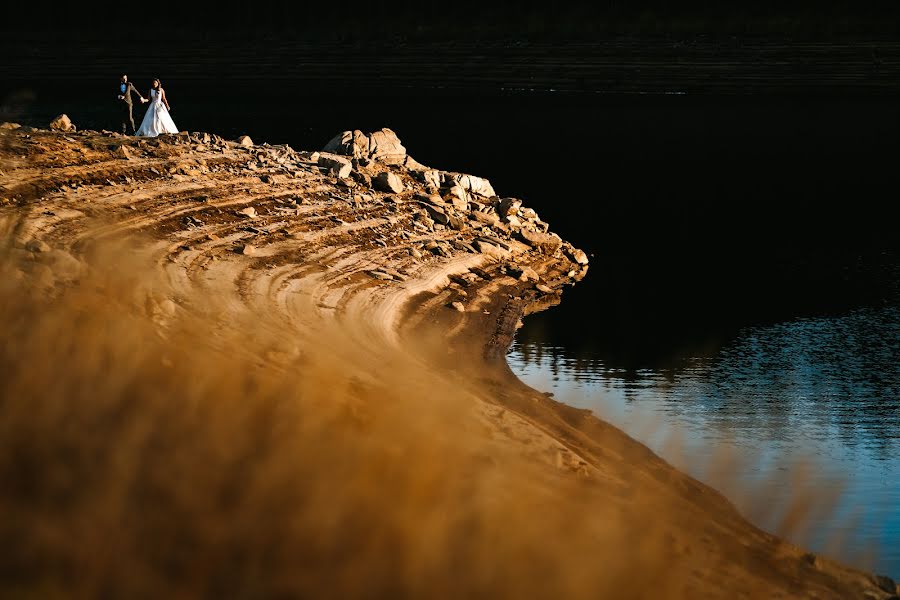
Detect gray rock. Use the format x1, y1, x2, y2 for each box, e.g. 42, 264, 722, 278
374, 172, 404, 194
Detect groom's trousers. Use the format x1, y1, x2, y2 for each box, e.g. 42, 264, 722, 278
120, 102, 135, 135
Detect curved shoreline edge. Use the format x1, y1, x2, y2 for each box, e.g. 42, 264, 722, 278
1, 121, 897, 599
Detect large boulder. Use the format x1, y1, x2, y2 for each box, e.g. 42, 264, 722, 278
322, 129, 369, 158
374, 172, 404, 193
323, 128, 408, 165
367, 128, 407, 164
49, 114, 76, 132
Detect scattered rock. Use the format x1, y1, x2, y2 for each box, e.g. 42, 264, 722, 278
368, 270, 394, 281
350, 170, 372, 187
49, 114, 76, 132
470, 211, 500, 227
260, 174, 285, 185
236, 135, 254, 147
117, 145, 133, 160
474, 239, 510, 260
498, 197, 522, 216
420, 169, 441, 190
317, 153, 353, 179
423, 204, 449, 225
509, 265, 539, 282
374, 172, 404, 194
536, 283, 553, 293
450, 301, 465, 312
236, 207, 258, 219
504, 214, 523, 228
565, 246, 589, 265
517, 229, 562, 253
444, 185, 469, 210
447, 215, 467, 231
237, 244, 256, 256
24, 239, 51, 253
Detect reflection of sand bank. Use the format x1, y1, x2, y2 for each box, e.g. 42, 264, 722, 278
0, 125, 896, 598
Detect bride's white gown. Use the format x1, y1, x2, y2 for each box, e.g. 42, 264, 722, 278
136, 89, 178, 137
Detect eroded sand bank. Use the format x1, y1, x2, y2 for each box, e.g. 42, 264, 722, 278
0, 122, 896, 599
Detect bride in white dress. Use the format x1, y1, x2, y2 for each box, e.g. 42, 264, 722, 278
136, 79, 178, 137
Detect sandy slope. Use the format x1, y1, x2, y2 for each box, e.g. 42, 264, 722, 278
1, 123, 897, 599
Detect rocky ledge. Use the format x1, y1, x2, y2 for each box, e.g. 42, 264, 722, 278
0, 119, 588, 362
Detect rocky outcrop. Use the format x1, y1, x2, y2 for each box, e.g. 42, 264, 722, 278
322, 127, 407, 165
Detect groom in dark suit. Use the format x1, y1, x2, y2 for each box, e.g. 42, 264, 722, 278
117, 74, 147, 135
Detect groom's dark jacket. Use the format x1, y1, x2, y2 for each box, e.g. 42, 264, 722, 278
118, 82, 142, 106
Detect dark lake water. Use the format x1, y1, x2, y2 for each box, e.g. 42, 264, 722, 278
2, 40, 899, 579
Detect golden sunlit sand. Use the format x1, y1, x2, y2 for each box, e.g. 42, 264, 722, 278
0, 123, 897, 598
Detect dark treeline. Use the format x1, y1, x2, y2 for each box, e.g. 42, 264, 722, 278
4, 0, 900, 41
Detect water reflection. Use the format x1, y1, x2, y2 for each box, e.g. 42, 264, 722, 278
509, 305, 900, 577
